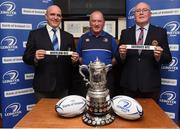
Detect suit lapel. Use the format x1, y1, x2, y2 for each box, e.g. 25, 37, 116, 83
140, 25, 155, 55
128, 26, 139, 55
42, 27, 54, 50
59, 29, 63, 51
59, 29, 68, 51
144, 24, 153, 45
131, 26, 136, 45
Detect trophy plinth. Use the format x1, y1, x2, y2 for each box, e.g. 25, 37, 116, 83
82, 112, 115, 126
79, 58, 115, 126
82, 89, 114, 126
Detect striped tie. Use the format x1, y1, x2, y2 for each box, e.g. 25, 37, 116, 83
137, 28, 144, 45
52, 29, 59, 51
137, 28, 144, 54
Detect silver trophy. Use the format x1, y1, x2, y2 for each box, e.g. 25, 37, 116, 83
79, 58, 115, 126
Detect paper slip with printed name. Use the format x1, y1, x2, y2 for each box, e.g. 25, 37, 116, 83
45, 51, 73, 56
126, 45, 155, 50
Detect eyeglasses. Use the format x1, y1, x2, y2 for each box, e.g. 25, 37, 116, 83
135, 8, 150, 14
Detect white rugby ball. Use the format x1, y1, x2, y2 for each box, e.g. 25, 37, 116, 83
55, 95, 86, 117
111, 95, 143, 120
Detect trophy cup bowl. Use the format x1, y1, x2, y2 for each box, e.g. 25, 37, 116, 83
79, 58, 115, 126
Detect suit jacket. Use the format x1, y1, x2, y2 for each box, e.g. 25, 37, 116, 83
116, 24, 172, 92
23, 27, 75, 93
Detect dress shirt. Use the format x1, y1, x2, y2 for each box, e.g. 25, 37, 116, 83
136, 24, 149, 45
46, 24, 61, 50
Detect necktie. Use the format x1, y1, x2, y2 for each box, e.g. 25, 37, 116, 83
137, 28, 144, 45
137, 28, 144, 54
52, 29, 59, 51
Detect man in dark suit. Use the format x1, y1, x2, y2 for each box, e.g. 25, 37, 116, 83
23, 5, 79, 102
115, 2, 172, 101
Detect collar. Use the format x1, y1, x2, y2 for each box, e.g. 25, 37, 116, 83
88, 30, 106, 37
136, 23, 149, 31
46, 24, 60, 32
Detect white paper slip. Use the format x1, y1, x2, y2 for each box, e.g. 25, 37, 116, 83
45, 51, 73, 56
126, 45, 155, 50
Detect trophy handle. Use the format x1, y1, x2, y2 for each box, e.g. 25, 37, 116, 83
106, 64, 112, 72
79, 65, 90, 86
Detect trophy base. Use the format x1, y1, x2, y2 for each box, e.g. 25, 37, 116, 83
82, 112, 115, 126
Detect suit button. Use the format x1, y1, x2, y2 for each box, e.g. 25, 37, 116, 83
138, 58, 141, 61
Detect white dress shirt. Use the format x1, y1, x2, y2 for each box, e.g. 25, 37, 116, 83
46, 24, 61, 50
135, 24, 149, 45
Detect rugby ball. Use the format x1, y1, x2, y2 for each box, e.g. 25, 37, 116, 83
55, 95, 86, 117
111, 95, 143, 120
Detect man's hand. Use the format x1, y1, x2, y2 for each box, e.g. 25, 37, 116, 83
71, 52, 79, 63
119, 44, 127, 60
35, 49, 46, 60
154, 46, 163, 62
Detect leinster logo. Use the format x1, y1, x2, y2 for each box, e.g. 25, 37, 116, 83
42, 0, 52, 3
128, 7, 135, 20
159, 91, 176, 105
103, 38, 108, 42
37, 21, 47, 28
0, 36, 18, 51
85, 38, 90, 43
5, 103, 22, 117
161, 57, 178, 72
2, 70, 20, 84
163, 21, 180, 37
169, 57, 178, 66
117, 99, 131, 112
0, 1, 16, 16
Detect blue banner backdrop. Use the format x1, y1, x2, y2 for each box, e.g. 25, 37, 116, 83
0, 0, 53, 127
126, 0, 180, 123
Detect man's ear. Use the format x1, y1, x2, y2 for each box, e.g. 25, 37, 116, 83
45, 13, 48, 20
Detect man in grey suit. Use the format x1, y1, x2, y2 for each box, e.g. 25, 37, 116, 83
23, 5, 79, 102
115, 2, 172, 101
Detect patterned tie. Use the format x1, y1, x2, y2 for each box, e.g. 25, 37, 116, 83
137, 28, 144, 54
137, 28, 144, 45
52, 29, 59, 51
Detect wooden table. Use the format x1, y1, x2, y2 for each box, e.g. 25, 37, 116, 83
14, 98, 179, 128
